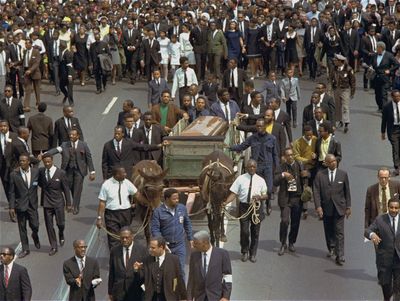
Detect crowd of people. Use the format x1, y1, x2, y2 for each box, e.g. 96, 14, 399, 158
2, 0, 400, 300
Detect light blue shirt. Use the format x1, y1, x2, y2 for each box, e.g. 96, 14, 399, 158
377, 51, 385, 66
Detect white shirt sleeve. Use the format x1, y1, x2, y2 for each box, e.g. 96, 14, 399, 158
127, 181, 138, 196
229, 177, 241, 195
98, 183, 109, 201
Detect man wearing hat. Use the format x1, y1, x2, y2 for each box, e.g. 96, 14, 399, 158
330, 53, 355, 133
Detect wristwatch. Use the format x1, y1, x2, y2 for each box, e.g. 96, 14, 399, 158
97, 216, 102, 220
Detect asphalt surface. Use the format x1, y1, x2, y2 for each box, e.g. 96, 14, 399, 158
0, 71, 389, 300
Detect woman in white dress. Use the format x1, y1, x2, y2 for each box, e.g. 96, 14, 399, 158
158, 30, 170, 80
179, 24, 195, 68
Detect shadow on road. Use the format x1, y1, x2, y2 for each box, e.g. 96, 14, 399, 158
325, 268, 377, 282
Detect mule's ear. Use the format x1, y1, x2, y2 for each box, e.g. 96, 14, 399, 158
156, 168, 169, 180
138, 169, 151, 181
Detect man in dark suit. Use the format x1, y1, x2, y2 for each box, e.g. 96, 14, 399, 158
53, 106, 84, 147
210, 88, 240, 122
108, 227, 147, 301
0, 85, 25, 132
7, 35, 24, 100
382, 90, 400, 176
304, 18, 322, 80
190, 18, 209, 81
39, 154, 72, 256
360, 26, 378, 90
315, 83, 336, 125
315, 122, 341, 170
260, 15, 278, 76
22, 39, 41, 112
117, 100, 134, 126
63, 239, 101, 301
59, 40, 75, 105
45, 128, 95, 215
222, 58, 248, 103
237, 91, 267, 126
306, 107, 333, 137
187, 230, 232, 301
47, 29, 62, 96
332, 2, 346, 28
10, 127, 39, 169
302, 92, 331, 128
314, 154, 351, 265
27, 102, 53, 156
101, 126, 163, 180
0, 120, 17, 207
274, 148, 309, 255
340, 20, 360, 69
382, 20, 400, 54
147, 69, 169, 109
9, 154, 40, 258
0, 247, 32, 301
139, 30, 160, 81
372, 42, 400, 111
141, 112, 167, 165
90, 32, 110, 94
365, 167, 400, 228
365, 197, 400, 301
168, 17, 183, 38
122, 19, 141, 84
271, 98, 293, 143
199, 74, 219, 106
140, 236, 187, 301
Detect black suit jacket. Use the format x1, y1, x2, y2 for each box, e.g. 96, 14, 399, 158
275, 110, 293, 143
382, 100, 400, 138
0, 132, 17, 176
302, 102, 331, 126
274, 160, 306, 207
122, 29, 141, 51
241, 104, 268, 125
372, 51, 400, 83
365, 181, 400, 228
142, 253, 187, 301
9, 167, 39, 211
0, 97, 25, 132
340, 29, 360, 57
27, 112, 53, 152
189, 25, 209, 53
304, 26, 322, 52
53, 117, 84, 147
108, 243, 147, 301
140, 125, 167, 163
200, 82, 219, 105
63, 256, 100, 301
222, 68, 248, 106
187, 247, 232, 301
321, 93, 336, 124
365, 213, 400, 285
0, 263, 32, 301
360, 35, 378, 64
38, 166, 72, 208
47, 140, 95, 177
59, 49, 75, 79
306, 119, 332, 137
382, 29, 400, 54
139, 39, 161, 65
313, 168, 351, 216
101, 138, 160, 180
315, 136, 342, 163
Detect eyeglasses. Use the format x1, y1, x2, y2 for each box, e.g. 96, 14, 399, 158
0, 253, 11, 256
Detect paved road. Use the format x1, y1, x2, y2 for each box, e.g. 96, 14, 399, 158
0, 73, 388, 300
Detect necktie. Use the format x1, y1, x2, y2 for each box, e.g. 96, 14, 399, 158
240, 22, 244, 33
372, 37, 376, 52
80, 258, 85, 275
224, 104, 229, 121
146, 128, 150, 142
125, 247, 130, 267
23, 170, 29, 187
202, 252, 207, 276
184, 70, 188, 87
118, 181, 122, 205
49, 30, 53, 39
117, 141, 121, 155
247, 174, 253, 203
393, 216, 396, 234
25, 141, 29, 153
7, 98, 10, 107
330, 171, 334, 183
381, 186, 388, 213
289, 78, 292, 94
46, 169, 51, 181
14, 44, 18, 61
4, 265, 8, 288
67, 118, 71, 130
231, 70, 235, 87
157, 79, 160, 86
396, 103, 400, 124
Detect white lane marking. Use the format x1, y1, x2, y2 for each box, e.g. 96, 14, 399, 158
102, 97, 118, 115
53, 224, 99, 301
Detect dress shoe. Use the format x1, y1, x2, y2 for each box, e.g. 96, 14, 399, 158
49, 248, 57, 256
335, 256, 344, 266
220, 234, 227, 243
130, 79, 135, 85
302, 212, 308, 220
344, 126, 349, 134
278, 244, 287, 256
18, 250, 30, 258
59, 234, 65, 246
326, 249, 335, 258
249, 255, 257, 263
73, 207, 79, 215
62, 97, 67, 104
288, 243, 296, 252
241, 253, 248, 262
32, 233, 41, 249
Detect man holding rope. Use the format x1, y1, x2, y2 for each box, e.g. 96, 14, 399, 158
223, 159, 268, 263
96, 166, 146, 250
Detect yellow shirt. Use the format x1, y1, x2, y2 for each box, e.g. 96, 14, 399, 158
319, 135, 331, 161
265, 123, 273, 134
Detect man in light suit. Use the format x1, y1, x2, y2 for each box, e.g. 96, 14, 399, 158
108, 227, 147, 301
365, 167, 400, 228
313, 154, 351, 266
207, 20, 228, 79
45, 128, 95, 215
9, 154, 41, 258
0, 247, 32, 301
279, 68, 301, 128
365, 197, 400, 301
22, 39, 41, 112
147, 69, 169, 110
210, 88, 240, 122
187, 230, 232, 301
63, 239, 101, 301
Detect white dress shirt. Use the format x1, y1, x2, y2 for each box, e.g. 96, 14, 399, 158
203, 246, 212, 273
328, 168, 337, 182
219, 101, 231, 122
123, 243, 133, 267
20, 167, 31, 188
230, 173, 268, 203
229, 68, 238, 87
75, 255, 86, 271
45, 165, 57, 179
157, 251, 166, 267
98, 177, 138, 210
393, 101, 400, 124
171, 67, 198, 97
145, 126, 152, 145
